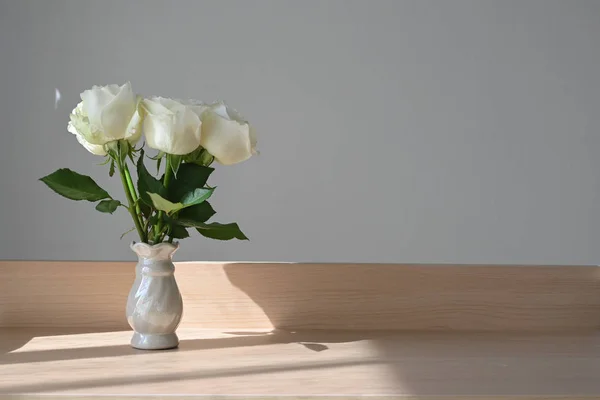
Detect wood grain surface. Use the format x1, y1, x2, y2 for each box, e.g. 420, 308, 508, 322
0, 328, 599, 397
0, 261, 599, 331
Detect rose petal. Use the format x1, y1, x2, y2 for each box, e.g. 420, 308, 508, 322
99, 82, 137, 143
142, 97, 202, 155
200, 109, 253, 165
68, 121, 107, 156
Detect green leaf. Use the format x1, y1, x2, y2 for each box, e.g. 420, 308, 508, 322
95, 199, 121, 214
183, 147, 203, 163
177, 202, 216, 225
168, 163, 214, 202
169, 154, 183, 177
156, 156, 162, 174
195, 222, 249, 241
108, 159, 115, 177
148, 193, 182, 214
138, 199, 151, 219
148, 214, 159, 226
198, 150, 215, 166
181, 187, 214, 207
40, 169, 111, 201
137, 150, 165, 205
168, 224, 189, 239
184, 147, 214, 167
148, 187, 214, 215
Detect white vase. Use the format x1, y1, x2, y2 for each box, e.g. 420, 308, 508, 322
127, 242, 183, 350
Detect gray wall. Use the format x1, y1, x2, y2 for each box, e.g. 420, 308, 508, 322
1, 0, 599, 263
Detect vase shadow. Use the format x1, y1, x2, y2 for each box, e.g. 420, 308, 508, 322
0, 328, 381, 366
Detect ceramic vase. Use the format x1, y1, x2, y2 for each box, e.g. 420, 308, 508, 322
126, 242, 183, 350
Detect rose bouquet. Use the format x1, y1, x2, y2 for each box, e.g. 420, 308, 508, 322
40, 82, 256, 245
38, 82, 257, 349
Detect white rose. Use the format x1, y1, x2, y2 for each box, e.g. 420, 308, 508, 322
142, 97, 202, 155
67, 105, 107, 155
68, 82, 142, 155
197, 101, 257, 165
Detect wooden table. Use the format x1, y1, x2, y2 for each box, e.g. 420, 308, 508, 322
1, 328, 599, 398
2, 261, 600, 398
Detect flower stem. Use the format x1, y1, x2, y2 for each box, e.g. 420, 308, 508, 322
123, 163, 141, 217
163, 155, 174, 188
154, 155, 173, 243
117, 158, 146, 243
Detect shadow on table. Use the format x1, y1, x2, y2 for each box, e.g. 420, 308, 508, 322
222, 263, 600, 397
1, 328, 384, 394
0, 328, 378, 366
4, 329, 600, 396
2, 358, 383, 394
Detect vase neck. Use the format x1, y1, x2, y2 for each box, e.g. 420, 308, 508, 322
130, 241, 179, 262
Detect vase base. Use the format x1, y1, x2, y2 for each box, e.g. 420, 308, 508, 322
130, 332, 179, 350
